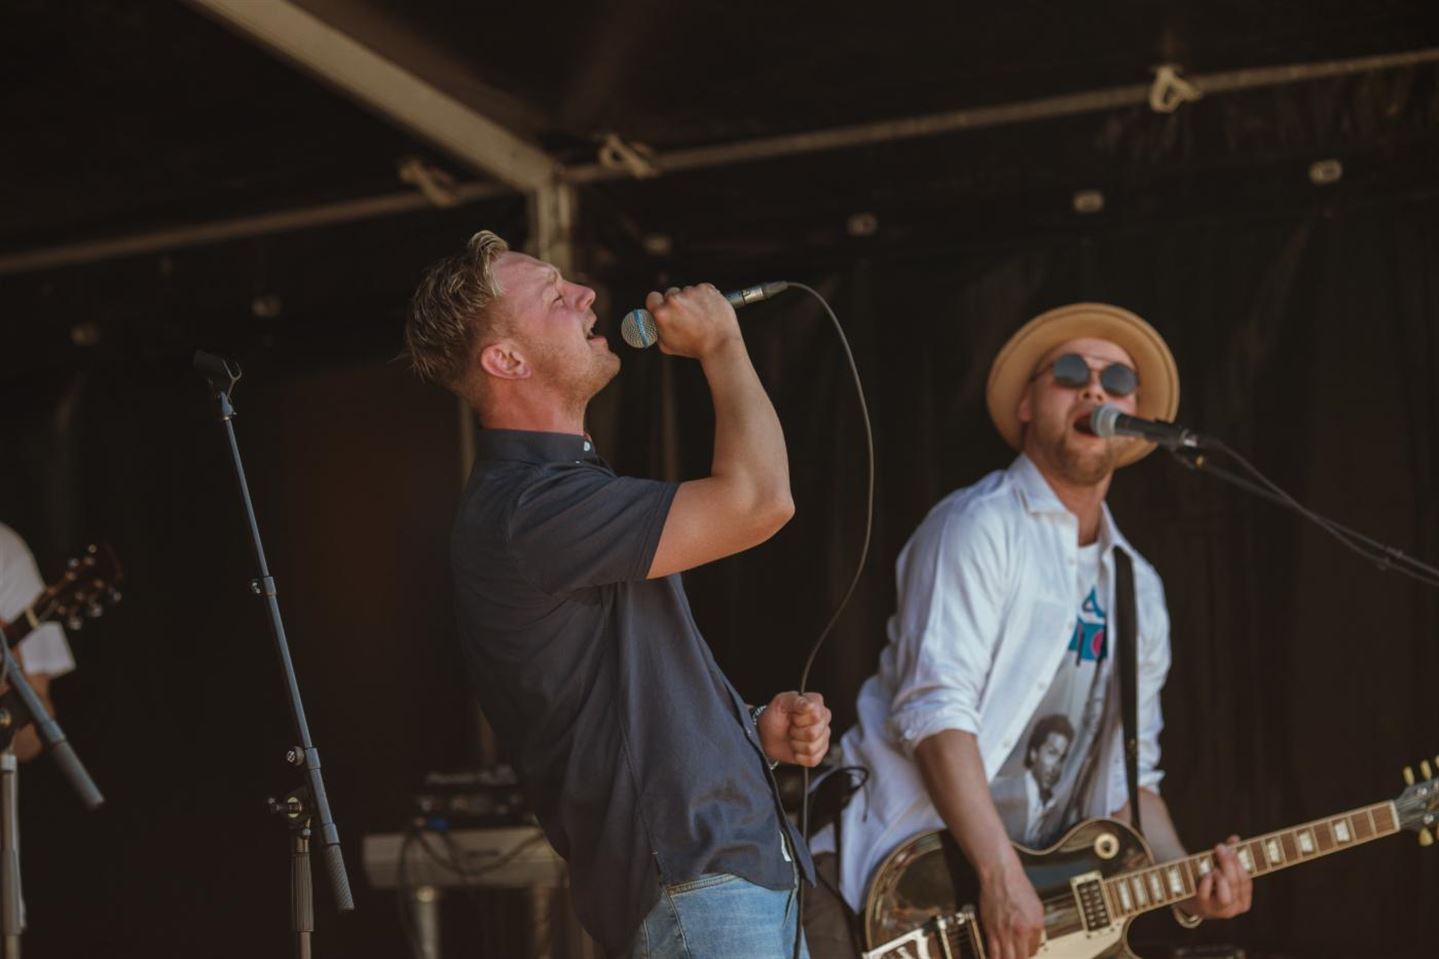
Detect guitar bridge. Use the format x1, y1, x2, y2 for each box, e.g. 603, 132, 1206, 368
862, 907, 982, 959
1070, 870, 1112, 932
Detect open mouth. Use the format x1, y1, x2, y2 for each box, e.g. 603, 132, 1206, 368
584, 316, 604, 342
1072, 410, 1098, 436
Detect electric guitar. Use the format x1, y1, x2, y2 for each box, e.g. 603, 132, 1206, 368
861, 762, 1439, 958
0, 543, 123, 651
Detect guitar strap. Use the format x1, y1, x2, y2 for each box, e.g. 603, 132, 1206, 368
1113, 545, 1143, 837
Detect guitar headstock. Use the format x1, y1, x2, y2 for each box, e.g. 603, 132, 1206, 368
42, 544, 123, 631
1396, 759, 1439, 846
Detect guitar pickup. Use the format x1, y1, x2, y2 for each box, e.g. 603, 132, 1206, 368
1070, 871, 1112, 933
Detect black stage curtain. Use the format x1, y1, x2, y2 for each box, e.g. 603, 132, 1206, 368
597, 191, 1439, 957
1, 191, 1435, 957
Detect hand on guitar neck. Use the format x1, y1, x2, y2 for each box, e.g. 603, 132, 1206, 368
916, 730, 1252, 959
1113, 787, 1253, 922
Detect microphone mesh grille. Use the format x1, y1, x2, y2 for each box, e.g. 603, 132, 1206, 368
1091, 404, 1121, 438
620, 309, 658, 349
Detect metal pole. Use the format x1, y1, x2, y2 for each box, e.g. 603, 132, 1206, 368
563, 46, 1439, 181
0, 182, 507, 277
4, 46, 1435, 276
1, 751, 19, 959
408, 885, 441, 959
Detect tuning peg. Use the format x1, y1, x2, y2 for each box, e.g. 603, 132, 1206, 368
1423, 760, 1435, 781
1405, 766, 1416, 786
1420, 828, 1434, 847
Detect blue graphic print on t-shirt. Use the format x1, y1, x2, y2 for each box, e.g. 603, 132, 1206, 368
1068, 587, 1108, 664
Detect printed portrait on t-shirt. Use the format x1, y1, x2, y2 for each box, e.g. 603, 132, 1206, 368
991, 543, 1116, 847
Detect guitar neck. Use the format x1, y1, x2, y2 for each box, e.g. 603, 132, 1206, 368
1106, 800, 1400, 920
0, 602, 43, 651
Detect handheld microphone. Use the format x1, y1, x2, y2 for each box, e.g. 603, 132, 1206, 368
619, 282, 791, 349
1090, 403, 1208, 450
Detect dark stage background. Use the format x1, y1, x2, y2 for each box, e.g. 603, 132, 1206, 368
1, 173, 1437, 958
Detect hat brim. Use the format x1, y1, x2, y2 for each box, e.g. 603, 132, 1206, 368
985, 303, 1179, 468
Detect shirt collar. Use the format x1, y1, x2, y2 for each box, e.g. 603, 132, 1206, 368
1008, 453, 1068, 517
1007, 453, 1132, 557
473, 428, 602, 465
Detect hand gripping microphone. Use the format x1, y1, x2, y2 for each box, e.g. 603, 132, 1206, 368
619, 282, 791, 349
1090, 403, 1210, 450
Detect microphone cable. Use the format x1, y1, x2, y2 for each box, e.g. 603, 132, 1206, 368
634, 277, 875, 958
781, 281, 876, 959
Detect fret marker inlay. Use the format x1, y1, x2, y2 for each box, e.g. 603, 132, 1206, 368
1298, 830, 1315, 854
1265, 839, 1282, 865
1334, 820, 1352, 843
1237, 847, 1255, 872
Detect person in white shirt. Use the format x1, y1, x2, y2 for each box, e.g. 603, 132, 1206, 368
0, 523, 77, 761
806, 304, 1252, 959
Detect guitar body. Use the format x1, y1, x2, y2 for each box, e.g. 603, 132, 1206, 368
863, 818, 1154, 958
861, 775, 1437, 958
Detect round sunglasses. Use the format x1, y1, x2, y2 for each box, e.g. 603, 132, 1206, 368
1033, 352, 1138, 397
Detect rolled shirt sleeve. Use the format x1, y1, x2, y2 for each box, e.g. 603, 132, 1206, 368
885, 503, 1011, 755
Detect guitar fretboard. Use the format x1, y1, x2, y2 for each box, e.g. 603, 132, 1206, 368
1103, 800, 1399, 919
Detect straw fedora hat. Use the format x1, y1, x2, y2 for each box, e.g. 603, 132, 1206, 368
985, 302, 1179, 467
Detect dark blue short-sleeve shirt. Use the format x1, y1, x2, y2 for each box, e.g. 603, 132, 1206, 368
451, 429, 813, 953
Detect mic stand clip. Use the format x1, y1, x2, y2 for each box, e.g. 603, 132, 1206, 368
268, 781, 315, 959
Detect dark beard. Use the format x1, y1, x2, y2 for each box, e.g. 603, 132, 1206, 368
1050, 431, 1118, 485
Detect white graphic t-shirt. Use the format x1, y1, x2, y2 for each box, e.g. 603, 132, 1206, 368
989, 541, 1114, 847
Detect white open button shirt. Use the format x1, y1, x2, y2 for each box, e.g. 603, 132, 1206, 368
829, 454, 1171, 910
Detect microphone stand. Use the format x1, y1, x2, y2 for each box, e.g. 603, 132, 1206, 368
0, 742, 16, 959
1170, 446, 1439, 587
0, 645, 106, 959
194, 352, 354, 959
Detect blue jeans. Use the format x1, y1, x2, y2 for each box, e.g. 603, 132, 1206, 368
626, 873, 811, 959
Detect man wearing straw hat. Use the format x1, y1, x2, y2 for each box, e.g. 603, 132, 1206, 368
810, 304, 1251, 959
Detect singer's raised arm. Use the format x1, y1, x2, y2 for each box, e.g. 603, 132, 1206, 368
644, 283, 794, 579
